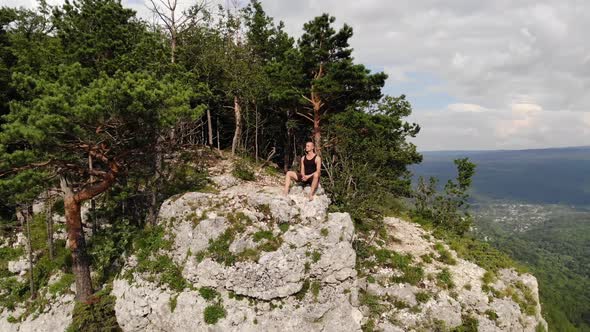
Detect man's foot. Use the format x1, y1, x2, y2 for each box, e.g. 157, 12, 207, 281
308, 195, 314, 201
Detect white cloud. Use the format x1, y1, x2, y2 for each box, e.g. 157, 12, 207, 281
4, 0, 590, 150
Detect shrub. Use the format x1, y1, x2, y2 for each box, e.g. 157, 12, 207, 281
66, 289, 121, 332
252, 230, 273, 242
485, 309, 498, 321
203, 304, 226, 324
232, 161, 255, 181
48, 273, 75, 295
415, 291, 431, 303
311, 281, 321, 301
199, 287, 220, 301
436, 268, 455, 289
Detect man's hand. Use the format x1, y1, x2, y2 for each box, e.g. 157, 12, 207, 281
301, 174, 309, 181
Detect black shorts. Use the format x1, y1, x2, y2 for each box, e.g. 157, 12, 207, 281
296, 173, 314, 185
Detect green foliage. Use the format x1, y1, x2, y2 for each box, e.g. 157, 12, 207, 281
391, 265, 424, 285
278, 223, 290, 233
129, 226, 187, 291
298, 14, 386, 116
66, 288, 121, 332
311, 250, 322, 263
203, 304, 226, 325
294, 279, 310, 301
451, 314, 478, 332
436, 268, 455, 289
412, 158, 476, 236
320, 228, 329, 237
207, 228, 238, 266
485, 309, 498, 321
232, 160, 256, 181
0, 246, 23, 278
252, 230, 273, 242
87, 218, 136, 286
474, 209, 590, 331
324, 97, 421, 222
359, 290, 388, 321
169, 293, 179, 313
161, 162, 209, 199
48, 273, 75, 295
415, 291, 431, 303
199, 287, 220, 301
310, 281, 320, 301
434, 243, 457, 265
481, 271, 496, 285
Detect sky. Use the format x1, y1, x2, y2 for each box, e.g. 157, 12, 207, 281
4, 0, 590, 151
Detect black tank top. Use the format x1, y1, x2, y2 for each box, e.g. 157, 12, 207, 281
303, 154, 317, 175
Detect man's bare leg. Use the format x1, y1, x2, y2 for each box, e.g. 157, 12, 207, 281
284, 171, 298, 195
308, 173, 320, 201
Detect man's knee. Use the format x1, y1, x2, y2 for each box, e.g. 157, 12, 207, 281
312, 172, 319, 179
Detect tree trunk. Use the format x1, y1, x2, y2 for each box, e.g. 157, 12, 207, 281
231, 96, 242, 156
216, 112, 221, 151
18, 205, 36, 300
284, 110, 293, 172
45, 192, 54, 261
88, 155, 97, 235
310, 63, 324, 153
207, 108, 213, 147
312, 102, 321, 153
255, 103, 259, 162
60, 176, 93, 303
147, 135, 164, 225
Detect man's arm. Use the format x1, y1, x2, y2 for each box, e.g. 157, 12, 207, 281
300, 156, 305, 177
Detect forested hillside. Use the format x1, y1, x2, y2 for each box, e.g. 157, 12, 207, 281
414, 148, 590, 331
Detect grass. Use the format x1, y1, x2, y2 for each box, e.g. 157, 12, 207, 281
199, 287, 220, 301
485, 309, 498, 321
436, 268, 455, 289
311, 250, 322, 263
232, 160, 256, 181
66, 287, 121, 332
127, 226, 189, 291
294, 279, 310, 301
252, 230, 273, 242
169, 293, 179, 313
48, 273, 75, 295
420, 253, 433, 264
279, 223, 290, 233
203, 304, 226, 324
434, 242, 457, 265
415, 291, 431, 303
311, 281, 320, 301
481, 271, 496, 285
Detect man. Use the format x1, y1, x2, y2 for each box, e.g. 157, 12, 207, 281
283, 141, 321, 201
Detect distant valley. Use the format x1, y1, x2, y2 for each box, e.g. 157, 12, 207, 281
412, 146, 590, 331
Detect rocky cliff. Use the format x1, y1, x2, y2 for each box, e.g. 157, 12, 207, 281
0, 159, 548, 331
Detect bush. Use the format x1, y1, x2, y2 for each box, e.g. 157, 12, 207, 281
415, 291, 431, 303
129, 226, 188, 291
436, 268, 454, 289
203, 304, 226, 324
232, 160, 255, 181
66, 289, 121, 332
48, 273, 75, 295
412, 158, 476, 236
199, 287, 220, 301
161, 162, 209, 198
